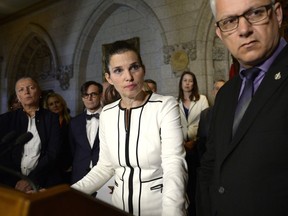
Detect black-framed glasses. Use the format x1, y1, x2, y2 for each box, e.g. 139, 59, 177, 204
216, 3, 274, 32
82, 92, 99, 99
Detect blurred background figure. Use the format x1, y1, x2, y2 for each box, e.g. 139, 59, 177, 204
177, 71, 209, 216
101, 81, 110, 106
178, 71, 209, 152
197, 79, 226, 159
144, 79, 157, 93
43, 92, 72, 184
212, 79, 226, 100
44, 92, 71, 127
196, 79, 225, 216
102, 83, 121, 106
7, 92, 22, 111
102, 81, 110, 93
142, 81, 153, 94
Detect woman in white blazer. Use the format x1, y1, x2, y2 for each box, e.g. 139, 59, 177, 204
178, 71, 208, 216
72, 40, 188, 216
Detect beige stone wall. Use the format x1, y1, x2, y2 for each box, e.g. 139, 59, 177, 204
0, 0, 230, 115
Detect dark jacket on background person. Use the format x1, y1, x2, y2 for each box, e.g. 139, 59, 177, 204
69, 112, 100, 184
197, 106, 214, 159
198, 45, 288, 216
0, 108, 62, 188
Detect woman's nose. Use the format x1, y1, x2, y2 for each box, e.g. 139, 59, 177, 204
124, 69, 133, 81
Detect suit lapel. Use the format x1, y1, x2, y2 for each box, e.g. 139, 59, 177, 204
188, 101, 197, 121
81, 112, 100, 150
78, 113, 91, 149
216, 76, 242, 164
92, 128, 100, 150
225, 45, 288, 157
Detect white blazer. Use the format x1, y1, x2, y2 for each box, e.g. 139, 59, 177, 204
72, 93, 188, 216
179, 95, 209, 141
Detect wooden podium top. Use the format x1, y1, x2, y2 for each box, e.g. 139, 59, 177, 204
0, 184, 130, 216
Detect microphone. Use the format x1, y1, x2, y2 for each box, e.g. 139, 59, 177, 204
0, 132, 33, 158
0, 131, 17, 152
0, 131, 17, 145
0, 131, 38, 192
14, 132, 33, 148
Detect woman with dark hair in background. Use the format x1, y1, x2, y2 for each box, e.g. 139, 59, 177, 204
7, 92, 22, 111
178, 71, 209, 216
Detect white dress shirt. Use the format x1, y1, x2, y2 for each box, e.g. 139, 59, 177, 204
21, 116, 41, 175
86, 109, 101, 168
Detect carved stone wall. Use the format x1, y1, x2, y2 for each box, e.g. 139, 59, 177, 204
0, 0, 232, 113
163, 41, 197, 76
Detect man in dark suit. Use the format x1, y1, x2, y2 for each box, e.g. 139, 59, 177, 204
70, 81, 103, 184
0, 77, 62, 191
198, 0, 288, 216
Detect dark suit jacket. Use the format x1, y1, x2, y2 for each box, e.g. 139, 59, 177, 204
197, 106, 213, 159
0, 108, 62, 188
198, 44, 288, 216
69, 112, 100, 184
58, 119, 72, 184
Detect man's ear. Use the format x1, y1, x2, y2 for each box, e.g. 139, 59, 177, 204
16, 95, 21, 102
216, 27, 223, 41
274, 2, 283, 28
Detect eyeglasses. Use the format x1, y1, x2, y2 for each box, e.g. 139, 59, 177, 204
82, 92, 99, 99
216, 3, 274, 32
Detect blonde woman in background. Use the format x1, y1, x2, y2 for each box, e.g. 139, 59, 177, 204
44, 92, 71, 127
44, 92, 72, 184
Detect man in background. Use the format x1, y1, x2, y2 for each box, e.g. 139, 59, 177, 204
197, 79, 225, 158
69, 81, 103, 185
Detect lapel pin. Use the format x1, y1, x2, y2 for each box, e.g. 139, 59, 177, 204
274, 72, 281, 80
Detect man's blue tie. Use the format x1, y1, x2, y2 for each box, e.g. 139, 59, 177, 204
232, 68, 260, 136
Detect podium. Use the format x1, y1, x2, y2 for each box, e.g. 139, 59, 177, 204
0, 184, 130, 216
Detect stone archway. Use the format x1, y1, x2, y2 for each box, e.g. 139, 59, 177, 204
195, 1, 230, 103
73, 0, 167, 113
6, 23, 59, 94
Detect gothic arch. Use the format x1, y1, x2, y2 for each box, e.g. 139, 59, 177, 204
73, 0, 167, 113
6, 23, 58, 94
195, 1, 230, 102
